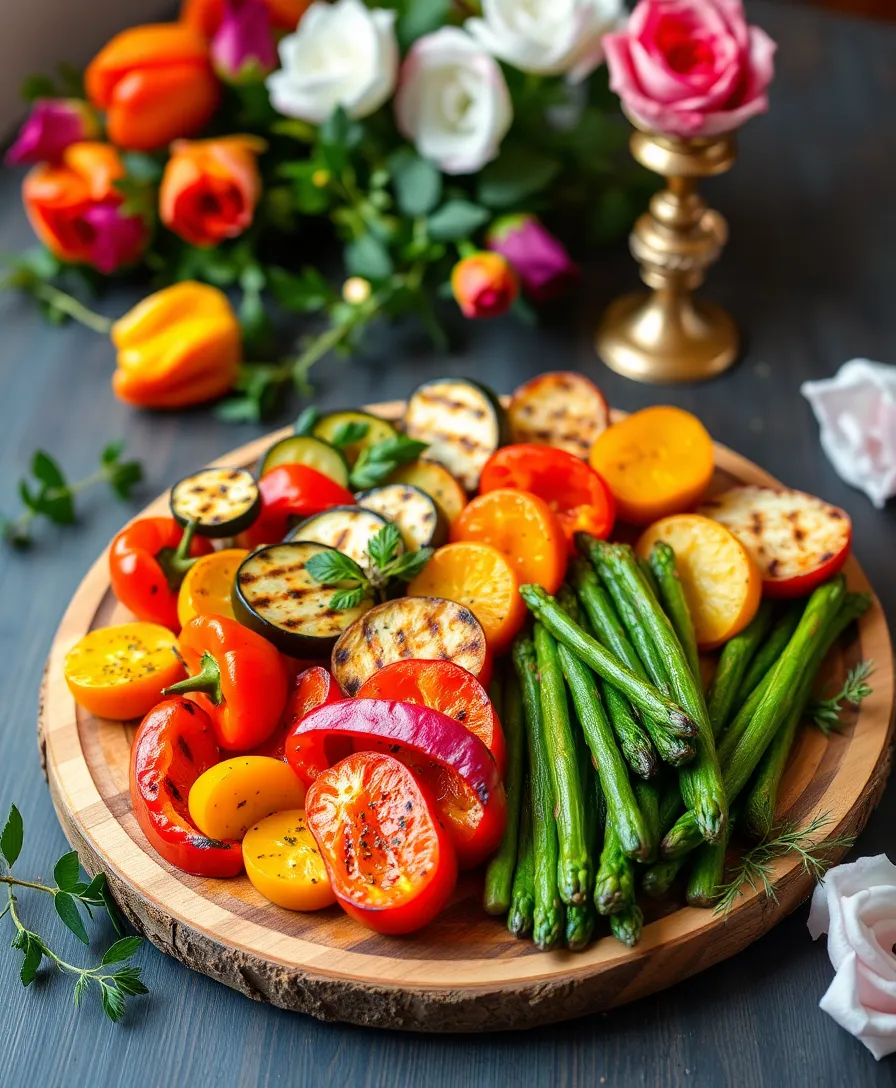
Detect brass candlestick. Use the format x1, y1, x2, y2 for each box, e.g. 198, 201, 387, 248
596, 120, 739, 383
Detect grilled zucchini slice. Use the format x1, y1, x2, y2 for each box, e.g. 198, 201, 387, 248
233, 542, 373, 656
356, 484, 447, 551
258, 435, 349, 487
403, 378, 506, 490
170, 467, 260, 538
286, 506, 398, 568
331, 596, 489, 696
311, 410, 399, 466
387, 460, 467, 524
508, 371, 610, 459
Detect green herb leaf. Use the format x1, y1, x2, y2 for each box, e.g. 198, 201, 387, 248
390, 150, 443, 217
345, 234, 394, 281
476, 148, 562, 209
367, 523, 403, 570
100, 876, 125, 936
426, 200, 490, 242
100, 981, 126, 1022
329, 586, 368, 611
384, 547, 434, 583
53, 851, 81, 892
54, 892, 89, 945
16, 932, 43, 987
809, 661, 875, 736
101, 936, 142, 966
1, 804, 24, 867
349, 436, 427, 490
73, 973, 91, 1007
306, 550, 367, 587
294, 406, 321, 436
267, 266, 334, 314
112, 965, 148, 996
30, 451, 75, 524
330, 420, 370, 448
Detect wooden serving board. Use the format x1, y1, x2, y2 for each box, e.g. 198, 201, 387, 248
39, 402, 895, 1033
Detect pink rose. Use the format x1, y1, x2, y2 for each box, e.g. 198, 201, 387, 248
5, 99, 99, 166
212, 0, 277, 83
79, 203, 149, 274
603, 0, 776, 139
486, 214, 580, 303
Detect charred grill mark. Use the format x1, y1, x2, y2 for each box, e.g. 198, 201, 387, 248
418, 392, 468, 412
177, 735, 193, 762
457, 607, 478, 627
165, 776, 184, 803
334, 529, 350, 551
768, 558, 781, 577
180, 700, 196, 715
187, 833, 234, 851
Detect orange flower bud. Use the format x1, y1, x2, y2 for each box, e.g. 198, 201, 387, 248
85, 24, 220, 151
111, 282, 241, 409
159, 135, 266, 247
181, 0, 312, 36
22, 142, 147, 271
450, 251, 518, 319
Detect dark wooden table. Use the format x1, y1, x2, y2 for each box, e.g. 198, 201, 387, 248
1, 3, 895, 1085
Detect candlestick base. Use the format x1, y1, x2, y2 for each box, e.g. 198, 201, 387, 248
596, 290, 738, 384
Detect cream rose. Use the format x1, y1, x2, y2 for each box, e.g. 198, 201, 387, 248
394, 28, 512, 176
266, 0, 398, 123
808, 854, 896, 1060
466, 0, 624, 83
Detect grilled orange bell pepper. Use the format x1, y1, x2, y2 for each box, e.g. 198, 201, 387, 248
111, 281, 241, 409
85, 23, 220, 151
164, 614, 288, 750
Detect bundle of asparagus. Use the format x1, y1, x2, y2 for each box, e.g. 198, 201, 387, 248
484, 534, 870, 952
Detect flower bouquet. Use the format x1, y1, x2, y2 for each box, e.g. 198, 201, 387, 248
1, 0, 761, 420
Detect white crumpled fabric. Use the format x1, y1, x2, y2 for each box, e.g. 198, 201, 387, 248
801, 360, 896, 509
807, 854, 896, 1059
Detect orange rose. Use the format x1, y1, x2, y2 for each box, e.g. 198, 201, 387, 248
181, 0, 311, 36
85, 24, 220, 151
22, 142, 147, 271
160, 135, 266, 247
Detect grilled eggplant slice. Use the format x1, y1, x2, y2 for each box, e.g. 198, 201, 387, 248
356, 484, 447, 551
286, 506, 397, 568
233, 542, 373, 656
331, 596, 489, 696
387, 460, 467, 524
403, 378, 506, 491
508, 371, 609, 459
311, 410, 398, 466
170, 467, 260, 538
258, 435, 349, 487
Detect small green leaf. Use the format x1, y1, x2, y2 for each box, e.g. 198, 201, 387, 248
1, 804, 24, 867
18, 934, 43, 987
53, 850, 81, 891
107, 459, 143, 501
73, 973, 91, 1007
267, 266, 334, 314
330, 420, 369, 448
112, 965, 148, 996
100, 981, 126, 1022
80, 872, 106, 902
476, 149, 561, 209
100, 441, 125, 466
216, 396, 262, 423
329, 586, 368, 611
390, 151, 443, 218
367, 523, 403, 570
426, 201, 490, 242
398, 0, 450, 47
54, 891, 89, 945
20, 73, 57, 102
31, 450, 66, 489
345, 235, 393, 281
384, 547, 434, 583
101, 936, 142, 966
305, 550, 367, 587
293, 406, 321, 436
100, 878, 125, 936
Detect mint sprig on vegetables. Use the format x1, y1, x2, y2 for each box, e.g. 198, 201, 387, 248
348, 435, 427, 490
1, 804, 148, 1022
306, 522, 432, 608
2, 442, 143, 548
807, 660, 874, 736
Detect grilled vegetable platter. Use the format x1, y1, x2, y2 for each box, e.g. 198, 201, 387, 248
46, 371, 892, 1026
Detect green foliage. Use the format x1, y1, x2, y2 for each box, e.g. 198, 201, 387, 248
1, 804, 147, 1021
426, 200, 490, 242
477, 147, 562, 209
809, 661, 875, 736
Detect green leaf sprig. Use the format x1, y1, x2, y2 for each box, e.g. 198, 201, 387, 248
306, 522, 433, 610
1, 805, 147, 1022
808, 661, 875, 736
1, 442, 142, 548
347, 435, 427, 491
711, 812, 856, 917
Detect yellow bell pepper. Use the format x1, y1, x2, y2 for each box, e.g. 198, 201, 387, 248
177, 548, 248, 627
111, 281, 241, 409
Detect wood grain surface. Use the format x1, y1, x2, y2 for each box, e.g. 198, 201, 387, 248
1, 2, 895, 1084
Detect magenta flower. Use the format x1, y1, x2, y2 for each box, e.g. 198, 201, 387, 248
212, 0, 277, 83
5, 99, 99, 166
487, 214, 580, 303
79, 203, 148, 274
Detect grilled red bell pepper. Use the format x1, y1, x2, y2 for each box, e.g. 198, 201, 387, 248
236, 463, 354, 548
164, 614, 288, 750
130, 697, 243, 877
250, 665, 340, 760
110, 516, 214, 631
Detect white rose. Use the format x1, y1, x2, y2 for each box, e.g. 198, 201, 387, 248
394, 28, 512, 176
266, 0, 398, 123
808, 854, 896, 1060
466, 0, 624, 83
